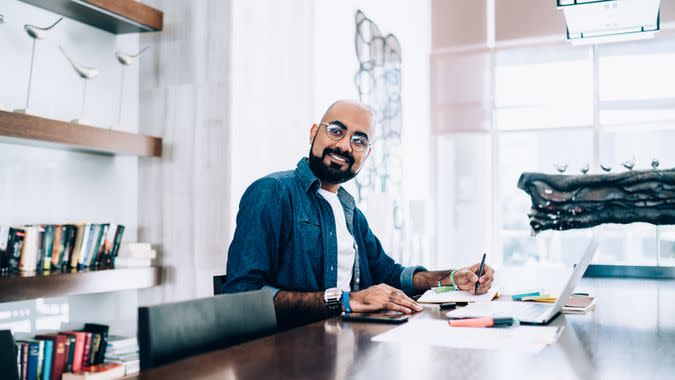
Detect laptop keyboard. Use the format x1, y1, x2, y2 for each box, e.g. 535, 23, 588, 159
501, 302, 553, 321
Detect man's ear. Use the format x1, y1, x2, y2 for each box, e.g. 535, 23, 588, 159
309, 124, 319, 144
363, 146, 372, 162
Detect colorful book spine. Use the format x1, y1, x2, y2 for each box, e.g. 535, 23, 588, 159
110, 225, 125, 268
50, 225, 63, 269
40, 225, 55, 272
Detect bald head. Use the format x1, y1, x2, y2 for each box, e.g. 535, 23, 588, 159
307, 99, 374, 191
320, 99, 374, 132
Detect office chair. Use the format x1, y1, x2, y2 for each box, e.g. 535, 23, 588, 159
213, 274, 227, 295
138, 288, 276, 370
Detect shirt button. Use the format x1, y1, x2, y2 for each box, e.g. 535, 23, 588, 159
331, 266, 334, 271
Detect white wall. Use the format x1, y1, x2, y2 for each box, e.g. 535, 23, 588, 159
229, 0, 432, 266
0, 0, 140, 334
229, 0, 316, 233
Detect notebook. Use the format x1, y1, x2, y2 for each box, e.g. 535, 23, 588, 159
418, 287, 499, 304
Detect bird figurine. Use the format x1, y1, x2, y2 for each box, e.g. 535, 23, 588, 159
621, 156, 636, 171
112, 47, 149, 129
60, 46, 99, 124
24, 17, 62, 39
554, 163, 568, 174
651, 158, 660, 170
14, 18, 63, 114
580, 163, 589, 175
600, 163, 612, 173
115, 46, 149, 66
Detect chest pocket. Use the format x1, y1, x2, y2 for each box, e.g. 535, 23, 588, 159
293, 217, 323, 274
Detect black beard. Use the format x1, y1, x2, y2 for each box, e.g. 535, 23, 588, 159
308, 142, 358, 185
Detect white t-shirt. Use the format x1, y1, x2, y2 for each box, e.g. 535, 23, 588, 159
318, 188, 355, 291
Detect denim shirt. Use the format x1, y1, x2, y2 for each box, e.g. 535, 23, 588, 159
223, 157, 425, 297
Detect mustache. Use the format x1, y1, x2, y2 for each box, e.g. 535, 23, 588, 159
323, 147, 354, 164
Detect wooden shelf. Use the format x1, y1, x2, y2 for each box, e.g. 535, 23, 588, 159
19, 0, 163, 34
0, 267, 162, 303
0, 110, 162, 157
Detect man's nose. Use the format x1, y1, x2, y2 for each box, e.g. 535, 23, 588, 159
336, 135, 353, 154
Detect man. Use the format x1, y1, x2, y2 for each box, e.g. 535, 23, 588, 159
224, 100, 494, 325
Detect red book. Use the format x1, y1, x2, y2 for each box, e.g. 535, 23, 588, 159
60, 332, 86, 372
35, 334, 67, 380
81, 332, 92, 367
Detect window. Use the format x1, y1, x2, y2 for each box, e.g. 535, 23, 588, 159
435, 37, 675, 273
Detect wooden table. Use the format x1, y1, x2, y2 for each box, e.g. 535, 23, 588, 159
126, 278, 675, 380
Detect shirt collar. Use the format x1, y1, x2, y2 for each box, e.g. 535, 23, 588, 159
295, 157, 356, 211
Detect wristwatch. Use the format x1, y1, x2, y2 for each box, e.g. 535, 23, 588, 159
323, 287, 343, 315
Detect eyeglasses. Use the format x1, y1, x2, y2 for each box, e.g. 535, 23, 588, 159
319, 122, 371, 152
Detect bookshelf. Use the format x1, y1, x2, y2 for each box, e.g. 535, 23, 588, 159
18, 0, 163, 34
0, 111, 162, 157
0, 267, 162, 303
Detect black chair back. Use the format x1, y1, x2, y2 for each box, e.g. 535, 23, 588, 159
0, 330, 19, 380
213, 274, 227, 295
138, 288, 276, 370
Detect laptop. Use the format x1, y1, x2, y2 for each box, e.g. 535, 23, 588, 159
446, 235, 599, 325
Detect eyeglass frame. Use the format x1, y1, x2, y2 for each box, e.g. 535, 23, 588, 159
318, 121, 373, 152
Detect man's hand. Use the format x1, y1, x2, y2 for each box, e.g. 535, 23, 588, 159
349, 284, 424, 314
442, 263, 495, 295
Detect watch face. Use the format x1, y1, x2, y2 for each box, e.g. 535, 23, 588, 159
324, 287, 342, 301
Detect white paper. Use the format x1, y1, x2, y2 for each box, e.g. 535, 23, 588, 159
372, 320, 563, 353
417, 288, 499, 304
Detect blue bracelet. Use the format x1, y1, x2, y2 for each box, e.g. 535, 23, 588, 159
342, 291, 352, 313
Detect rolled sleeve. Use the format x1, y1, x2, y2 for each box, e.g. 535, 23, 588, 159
400, 265, 427, 296
263, 284, 280, 299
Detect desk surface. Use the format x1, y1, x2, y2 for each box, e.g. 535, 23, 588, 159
127, 278, 675, 380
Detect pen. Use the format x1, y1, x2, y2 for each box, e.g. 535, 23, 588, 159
439, 302, 468, 310
448, 317, 517, 328
475, 253, 486, 294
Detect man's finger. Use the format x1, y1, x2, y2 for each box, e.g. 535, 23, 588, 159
392, 295, 423, 312
384, 302, 413, 314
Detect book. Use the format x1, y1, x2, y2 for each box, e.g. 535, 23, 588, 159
61, 363, 125, 380
83, 324, 109, 365
39, 225, 55, 272
18, 226, 39, 272
0, 225, 11, 271
60, 332, 85, 372
20, 341, 28, 380
78, 225, 95, 269
417, 287, 499, 304
8, 227, 26, 272
62, 225, 77, 270
88, 333, 100, 366
114, 257, 152, 268
69, 225, 86, 270
35, 334, 67, 380
50, 225, 63, 269
109, 226, 125, 268
89, 225, 108, 268
61, 334, 76, 373
38, 339, 52, 380
35, 339, 44, 380
16, 340, 39, 380
81, 332, 92, 368
118, 243, 155, 258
